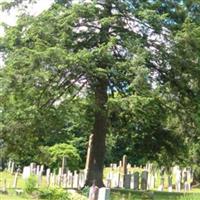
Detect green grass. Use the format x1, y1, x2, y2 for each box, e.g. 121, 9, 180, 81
1, 171, 200, 200
111, 189, 200, 200
0, 189, 37, 200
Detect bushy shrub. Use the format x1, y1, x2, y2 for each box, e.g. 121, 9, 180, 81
38, 188, 70, 200
81, 186, 90, 197
24, 175, 37, 194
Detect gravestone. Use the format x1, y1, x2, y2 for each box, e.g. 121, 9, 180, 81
57, 175, 62, 187
73, 171, 79, 188
98, 187, 110, 200
85, 134, 93, 181
158, 176, 164, 191
113, 163, 117, 169
122, 155, 127, 175
61, 156, 67, 175
11, 162, 15, 174
119, 161, 122, 168
122, 155, 128, 188
187, 169, 192, 191
22, 166, 31, 179
127, 163, 131, 169
149, 174, 155, 190
2, 179, 7, 194
40, 165, 44, 175
30, 163, 36, 174
106, 179, 111, 188
37, 172, 42, 187
175, 169, 181, 192
110, 163, 113, 170
46, 168, 51, 187
168, 175, 173, 192
113, 173, 120, 188
63, 174, 67, 188
7, 160, 11, 172
124, 174, 131, 189
89, 184, 99, 200
52, 173, 56, 186
36, 165, 40, 176
13, 171, 19, 188
183, 171, 189, 192
133, 172, 139, 190
141, 171, 148, 190
79, 171, 85, 188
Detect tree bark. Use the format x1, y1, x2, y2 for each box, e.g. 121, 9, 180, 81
84, 0, 111, 187
85, 78, 108, 187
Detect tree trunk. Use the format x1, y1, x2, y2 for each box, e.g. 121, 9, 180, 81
85, 78, 108, 187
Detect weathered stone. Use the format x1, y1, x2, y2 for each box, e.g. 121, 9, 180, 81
13, 171, 19, 188
46, 168, 51, 187
22, 166, 31, 179
122, 155, 127, 176
98, 187, 110, 200
123, 174, 131, 189
141, 171, 148, 190
89, 184, 99, 200
175, 169, 181, 192
133, 172, 139, 190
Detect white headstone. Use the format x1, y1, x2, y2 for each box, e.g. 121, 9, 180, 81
46, 168, 51, 186
175, 169, 181, 192
98, 187, 110, 200
89, 185, 99, 200
22, 166, 31, 179
36, 165, 40, 176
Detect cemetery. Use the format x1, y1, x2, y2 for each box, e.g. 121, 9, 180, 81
1, 0, 200, 199
0, 157, 200, 199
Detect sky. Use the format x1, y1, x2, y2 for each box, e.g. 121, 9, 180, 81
0, 0, 53, 35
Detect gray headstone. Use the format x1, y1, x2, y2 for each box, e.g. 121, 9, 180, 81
11, 162, 15, 174
122, 155, 127, 175
62, 157, 67, 175
133, 172, 139, 190
123, 174, 131, 189
141, 171, 148, 190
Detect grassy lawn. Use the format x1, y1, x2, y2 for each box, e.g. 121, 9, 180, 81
0, 189, 88, 200
0, 189, 37, 200
111, 189, 200, 200
1, 171, 200, 200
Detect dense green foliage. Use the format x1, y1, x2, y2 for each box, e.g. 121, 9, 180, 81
38, 188, 70, 200
0, 0, 200, 182
24, 175, 37, 194
39, 143, 80, 171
